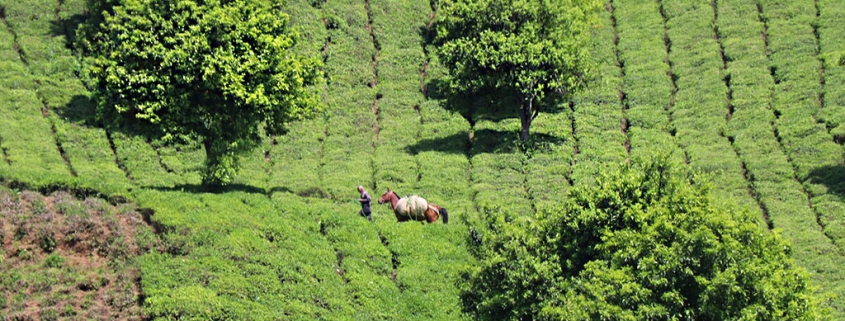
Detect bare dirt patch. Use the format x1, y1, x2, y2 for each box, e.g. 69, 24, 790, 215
0, 188, 159, 320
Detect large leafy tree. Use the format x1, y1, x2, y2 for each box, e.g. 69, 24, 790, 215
461, 156, 828, 320
80, 0, 321, 185
435, 0, 600, 141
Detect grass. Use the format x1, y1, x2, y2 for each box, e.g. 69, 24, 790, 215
0, 0, 844, 319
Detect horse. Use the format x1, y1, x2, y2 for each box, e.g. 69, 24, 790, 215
377, 189, 449, 224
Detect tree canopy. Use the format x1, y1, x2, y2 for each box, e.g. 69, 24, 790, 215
434, 0, 600, 141
80, 0, 321, 185
461, 156, 828, 320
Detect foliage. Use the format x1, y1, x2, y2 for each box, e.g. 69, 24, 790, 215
461, 156, 827, 320
434, 0, 600, 140
3, 0, 845, 319
80, 0, 322, 185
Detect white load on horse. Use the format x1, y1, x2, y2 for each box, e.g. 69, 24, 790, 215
395, 195, 429, 221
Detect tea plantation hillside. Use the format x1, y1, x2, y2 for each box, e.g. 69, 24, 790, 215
0, 0, 844, 319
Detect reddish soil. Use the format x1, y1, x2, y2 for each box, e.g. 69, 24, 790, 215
0, 189, 159, 320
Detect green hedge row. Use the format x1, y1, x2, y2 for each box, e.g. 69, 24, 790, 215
570, 6, 628, 187
111, 132, 186, 188
3, 0, 134, 195
314, 0, 377, 202
662, 0, 759, 214
379, 222, 471, 320
718, 0, 845, 316
248, 0, 329, 197
469, 118, 534, 215
762, 0, 845, 254
814, 0, 845, 249
525, 111, 575, 212
368, 3, 476, 320
417, 98, 474, 216
294, 1, 405, 317
0, 13, 74, 187
817, 0, 845, 137
266, 118, 325, 195
137, 190, 360, 320
283, 2, 473, 320
317, 204, 400, 319
612, 0, 682, 162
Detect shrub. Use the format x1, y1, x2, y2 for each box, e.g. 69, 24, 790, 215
61, 303, 76, 317
134, 226, 161, 252
15, 246, 32, 261
38, 230, 58, 253
41, 308, 59, 321
161, 230, 192, 256
104, 235, 129, 260
44, 253, 65, 269
461, 156, 828, 320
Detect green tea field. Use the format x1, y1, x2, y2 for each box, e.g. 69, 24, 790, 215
1, 0, 844, 319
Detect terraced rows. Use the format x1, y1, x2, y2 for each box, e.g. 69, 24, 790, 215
818, 0, 845, 139
662, 0, 761, 214
291, 0, 398, 318
763, 0, 841, 245
0, 4, 72, 185
569, 1, 628, 187
816, 0, 845, 244
1, 0, 845, 318
716, 1, 845, 315
612, 0, 682, 162
263, 0, 328, 196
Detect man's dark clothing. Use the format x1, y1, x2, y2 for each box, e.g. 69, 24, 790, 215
359, 190, 372, 222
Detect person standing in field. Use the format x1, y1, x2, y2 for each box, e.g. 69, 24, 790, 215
358, 185, 373, 222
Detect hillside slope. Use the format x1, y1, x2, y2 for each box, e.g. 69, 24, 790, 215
0, 187, 156, 320
0, 0, 843, 319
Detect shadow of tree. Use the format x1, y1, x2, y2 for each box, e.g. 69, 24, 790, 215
425, 79, 519, 123
409, 129, 568, 155
49, 12, 88, 51
808, 165, 845, 200
54, 94, 163, 141
149, 183, 295, 195
417, 75, 569, 155
56, 94, 97, 125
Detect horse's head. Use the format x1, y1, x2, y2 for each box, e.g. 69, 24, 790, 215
377, 188, 394, 205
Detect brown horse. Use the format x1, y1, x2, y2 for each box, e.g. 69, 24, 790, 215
377, 189, 449, 224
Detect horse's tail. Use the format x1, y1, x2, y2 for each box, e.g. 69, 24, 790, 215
439, 207, 449, 224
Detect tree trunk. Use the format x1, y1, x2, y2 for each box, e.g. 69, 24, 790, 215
519, 96, 533, 141
201, 138, 220, 187
203, 138, 214, 166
